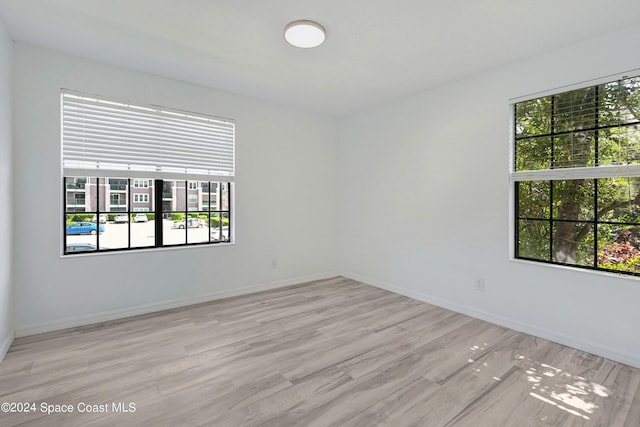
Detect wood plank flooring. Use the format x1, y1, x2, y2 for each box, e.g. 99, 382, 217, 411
0, 277, 638, 426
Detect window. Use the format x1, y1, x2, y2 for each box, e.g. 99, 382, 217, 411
66, 177, 87, 190
110, 194, 126, 206
66, 192, 86, 212
109, 178, 128, 191
513, 75, 640, 275
133, 194, 149, 203
62, 91, 234, 255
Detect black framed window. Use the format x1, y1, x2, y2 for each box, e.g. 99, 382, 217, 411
63, 178, 231, 254
513, 75, 640, 275
61, 90, 235, 255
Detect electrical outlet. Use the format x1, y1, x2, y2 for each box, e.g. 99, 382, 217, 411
271, 258, 278, 269
475, 278, 485, 292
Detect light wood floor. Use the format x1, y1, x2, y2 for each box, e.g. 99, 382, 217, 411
1, 277, 639, 426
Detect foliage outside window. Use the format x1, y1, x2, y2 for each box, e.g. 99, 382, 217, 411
513, 75, 640, 275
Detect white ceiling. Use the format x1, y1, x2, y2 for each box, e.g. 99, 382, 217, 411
1, 0, 640, 117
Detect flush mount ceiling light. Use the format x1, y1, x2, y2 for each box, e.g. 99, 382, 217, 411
284, 20, 326, 48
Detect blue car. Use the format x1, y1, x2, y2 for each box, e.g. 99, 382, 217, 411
66, 222, 105, 235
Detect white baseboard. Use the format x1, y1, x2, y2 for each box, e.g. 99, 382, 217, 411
342, 271, 640, 369
0, 329, 14, 363
15, 271, 339, 337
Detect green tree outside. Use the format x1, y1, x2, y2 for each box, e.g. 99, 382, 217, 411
515, 77, 640, 273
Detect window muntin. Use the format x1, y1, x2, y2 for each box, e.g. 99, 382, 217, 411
513, 75, 640, 275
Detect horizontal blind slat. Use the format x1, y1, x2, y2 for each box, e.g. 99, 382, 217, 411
62, 92, 235, 179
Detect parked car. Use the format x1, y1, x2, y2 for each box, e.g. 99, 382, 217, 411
66, 243, 97, 253
66, 222, 105, 235
211, 226, 229, 240
91, 214, 107, 223
114, 214, 129, 223
134, 213, 148, 223
174, 218, 205, 229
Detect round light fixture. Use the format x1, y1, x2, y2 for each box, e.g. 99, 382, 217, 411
284, 20, 326, 48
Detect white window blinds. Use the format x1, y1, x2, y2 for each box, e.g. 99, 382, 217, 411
61, 91, 235, 181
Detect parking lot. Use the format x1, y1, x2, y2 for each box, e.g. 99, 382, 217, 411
66, 220, 213, 249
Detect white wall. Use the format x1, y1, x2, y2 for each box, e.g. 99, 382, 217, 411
9, 21, 640, 370
339, 23, 640, 368
12, 43, 339, 335
0, 17, 12, 360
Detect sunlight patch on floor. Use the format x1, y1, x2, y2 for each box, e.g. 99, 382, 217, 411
523, 360, 610, 420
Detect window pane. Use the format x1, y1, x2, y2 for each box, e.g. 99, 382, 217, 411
552, 131, 596, 168
165, 212, 186, 246
515, 98, 551, 137
97, 178, 107, 212
220, 182, 230, 211
552, 179, 594, 221
105, 210, 130, 250
597, 224, 640, 273
553, 88, 597, 133
598, 127, 640, 166
131, 212, 155, 248
599, 77, 640, 127
187, 213, 210, 244
162, 180, 178, 212
552, 221, 594, 267
65, 213, 99, 252
100, 178, 129, 250
187, 181, 200, 211
515, 136, 551, 171
517, 219, 550, 261
597, 177, 640, 223
98, 222, 127, 250
65, 177, 94, 212
132, 179, 154, 248
209, 213, 229, 242
202, 181, 218, 210
517, 181, 549, 219
221, 212, 230, 241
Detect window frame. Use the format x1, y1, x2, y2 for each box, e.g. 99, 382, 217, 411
510, 71, 640, 277
63, 178, 233, 255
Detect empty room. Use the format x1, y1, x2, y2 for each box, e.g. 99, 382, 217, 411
1, 1, 640, 426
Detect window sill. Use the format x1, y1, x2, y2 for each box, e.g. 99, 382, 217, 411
61, 240, 235, 258
509, 256, 640, 281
